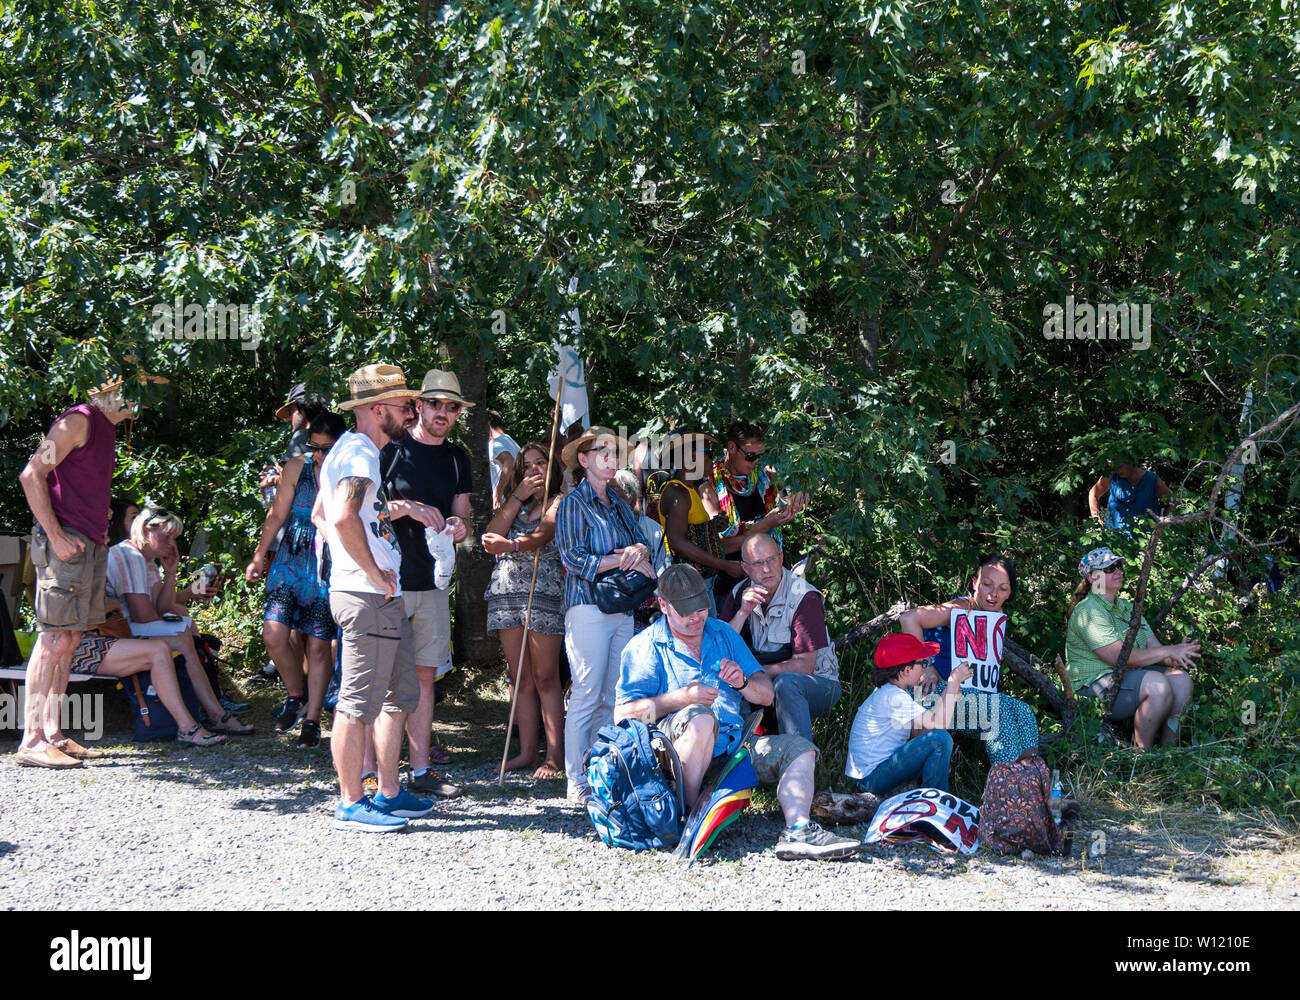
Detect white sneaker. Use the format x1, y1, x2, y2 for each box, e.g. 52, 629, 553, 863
424, 525, 456, 589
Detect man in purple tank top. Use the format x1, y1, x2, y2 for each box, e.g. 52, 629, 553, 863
15, 369, 163, 767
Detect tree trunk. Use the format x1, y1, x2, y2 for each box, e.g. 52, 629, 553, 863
447, 342, 500, 668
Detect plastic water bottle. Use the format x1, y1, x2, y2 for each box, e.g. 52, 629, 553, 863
1049, 769, 1064, 828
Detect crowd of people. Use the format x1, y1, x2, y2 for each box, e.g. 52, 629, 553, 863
15, 359, 1201, 856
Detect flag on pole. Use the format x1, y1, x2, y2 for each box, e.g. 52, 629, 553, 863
548, 277, 590, 432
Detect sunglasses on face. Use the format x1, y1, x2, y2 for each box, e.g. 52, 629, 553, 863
737, 446, 765, 462
426, 400, 462, 414
308, 442, 334, 453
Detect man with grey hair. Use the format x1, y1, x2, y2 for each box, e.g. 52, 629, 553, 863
15, 369, 163, 767
720, 532, 842, 742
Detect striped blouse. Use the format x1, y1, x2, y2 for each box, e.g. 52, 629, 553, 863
554, 477, 644, 609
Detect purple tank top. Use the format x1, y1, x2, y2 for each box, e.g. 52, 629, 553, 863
47, 403, 116, 544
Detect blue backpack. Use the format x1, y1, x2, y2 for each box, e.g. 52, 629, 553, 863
585, 719, 685, 850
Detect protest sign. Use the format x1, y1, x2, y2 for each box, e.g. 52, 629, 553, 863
949, 608, 1007, 694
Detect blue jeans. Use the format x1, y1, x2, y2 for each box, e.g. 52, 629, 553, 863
772, 673, 841, 741
857, 730, 954, 794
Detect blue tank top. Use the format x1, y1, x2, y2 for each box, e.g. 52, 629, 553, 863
1107, 470, 1158, 530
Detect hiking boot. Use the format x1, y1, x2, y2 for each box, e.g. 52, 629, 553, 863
372, 789, 435, 819
333, 798, 407, 833
273, 694, 307, 732
774, 820, 862, 861
406, 766, 463, 799
297, 719, 321, 749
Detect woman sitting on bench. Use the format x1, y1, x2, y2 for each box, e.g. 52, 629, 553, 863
105, 506, 252, 735
70, 600, 226, 746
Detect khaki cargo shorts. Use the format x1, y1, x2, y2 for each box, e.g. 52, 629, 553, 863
330, 590, 420, 723
30, 523, 106, 633
658, 704, 816, 785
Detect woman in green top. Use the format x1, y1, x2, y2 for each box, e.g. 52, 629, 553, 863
1064, 547, 1200, 748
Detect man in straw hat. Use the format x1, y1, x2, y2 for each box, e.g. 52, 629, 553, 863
378, 369, 474, 797
311, 363, 435, 831
15, 362, 166, 767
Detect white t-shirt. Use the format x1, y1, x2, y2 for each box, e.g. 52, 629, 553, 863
105, 541, 161, 624
488, 433, 521, 500
315, 430, 403, 596
845, 683, 924, 780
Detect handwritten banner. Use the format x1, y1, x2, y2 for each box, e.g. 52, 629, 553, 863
949, 608, 1007, 694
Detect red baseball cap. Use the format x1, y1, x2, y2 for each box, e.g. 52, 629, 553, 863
873, 633, 941, 670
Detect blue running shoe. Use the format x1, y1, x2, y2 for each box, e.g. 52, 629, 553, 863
333, 798, 408, 833
372, 789, 435, 819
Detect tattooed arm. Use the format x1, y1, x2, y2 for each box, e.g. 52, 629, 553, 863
330, 475, 396, 597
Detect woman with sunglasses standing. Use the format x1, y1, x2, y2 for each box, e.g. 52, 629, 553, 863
246, 411, 346, 748
554, 427, 654, 803
1065, 547, 1199, 748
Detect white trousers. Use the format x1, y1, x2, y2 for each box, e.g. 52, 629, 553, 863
563, 603, 634, 796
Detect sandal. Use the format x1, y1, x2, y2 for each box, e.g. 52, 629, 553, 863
177, 724, 226, 747
429, 743, 452, 765
211, 711, 255, 735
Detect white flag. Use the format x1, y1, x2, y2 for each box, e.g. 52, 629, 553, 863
548, 277, 590, 431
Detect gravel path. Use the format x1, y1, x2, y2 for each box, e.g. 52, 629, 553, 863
2, 674, 1297, 910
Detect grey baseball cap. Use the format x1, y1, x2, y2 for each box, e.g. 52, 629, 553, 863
657, 563, 711, 616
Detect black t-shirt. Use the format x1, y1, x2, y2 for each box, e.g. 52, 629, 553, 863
714, 487, 769, 596
380, 433, 473, 591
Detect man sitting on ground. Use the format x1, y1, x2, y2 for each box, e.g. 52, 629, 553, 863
720, 533, 841, 742
615, 564, 860, 861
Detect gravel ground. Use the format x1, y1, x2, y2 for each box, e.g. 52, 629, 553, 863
2, 671, 1297, 911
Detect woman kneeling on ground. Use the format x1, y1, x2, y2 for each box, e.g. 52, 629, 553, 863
845, 634, 972, 794
481, 441, 566, 779
1065, 546, 1199, 748
897, 554, 1040, 765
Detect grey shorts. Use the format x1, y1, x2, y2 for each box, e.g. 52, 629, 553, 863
1078, 666, 1168, 721
657, 704, 815, 785
330, 591, 421, 723
30, 523, 106, 633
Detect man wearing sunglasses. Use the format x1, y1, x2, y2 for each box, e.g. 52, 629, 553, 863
379, 369, 473, 797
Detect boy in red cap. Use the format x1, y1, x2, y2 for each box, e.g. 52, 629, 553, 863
845, 633, 972, 793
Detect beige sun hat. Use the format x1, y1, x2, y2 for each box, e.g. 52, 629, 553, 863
89, 354, 169, 397
418, 369, 475, 407
561, 425, 631, 472
337, 363, 420, 411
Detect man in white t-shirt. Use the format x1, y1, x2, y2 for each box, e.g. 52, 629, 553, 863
487, 409, 521, 505
311, 364, 434, 833
845, 633, 972, 794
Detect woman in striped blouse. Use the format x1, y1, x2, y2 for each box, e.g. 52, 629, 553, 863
554, 426, 654, 802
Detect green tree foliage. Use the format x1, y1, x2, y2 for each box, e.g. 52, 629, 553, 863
1, 1, 1297, 810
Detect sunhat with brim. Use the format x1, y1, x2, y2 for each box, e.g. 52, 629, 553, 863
873, 632, 941, 670
275, 381, 317, 422
658, 429, 719, 475
89, 369, 170, 397
1079, 546, 1123, 578
338, 363, 420, 411
562, 426, 631, 472
418, 369, 475, 407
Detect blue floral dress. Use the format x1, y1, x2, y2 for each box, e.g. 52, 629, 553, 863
264, 458, 336, 640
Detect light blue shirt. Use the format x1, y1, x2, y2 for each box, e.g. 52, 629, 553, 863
554, 478, 644, 609
617, 617, 763, 757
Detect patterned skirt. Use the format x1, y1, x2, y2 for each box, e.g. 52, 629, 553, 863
485, 545, 565, 636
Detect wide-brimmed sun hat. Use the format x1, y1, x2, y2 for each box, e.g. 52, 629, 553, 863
561, 425, 631, 472
418, 369, 475, 407
337, 363, 420, 411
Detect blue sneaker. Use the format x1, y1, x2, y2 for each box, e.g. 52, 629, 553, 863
333, 797, 408, 833
372, 789, 435, 819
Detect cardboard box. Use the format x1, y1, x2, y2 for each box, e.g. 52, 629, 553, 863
0, 534, 29, 622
